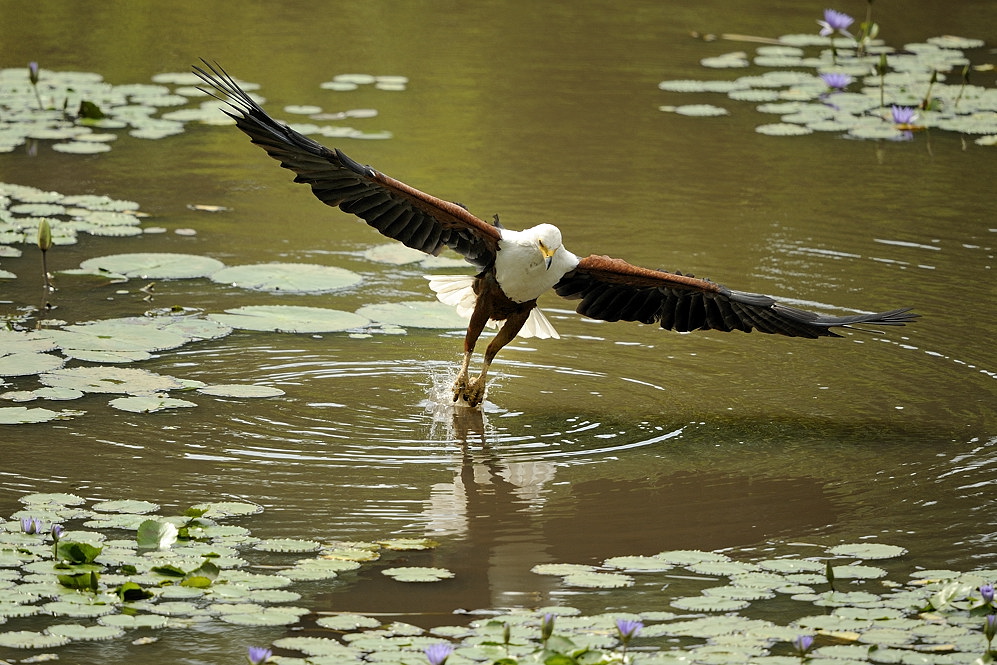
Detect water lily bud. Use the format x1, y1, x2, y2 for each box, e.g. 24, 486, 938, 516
28, 61, 39, 85
38, 218, 52, 251
541, 612, 556, 642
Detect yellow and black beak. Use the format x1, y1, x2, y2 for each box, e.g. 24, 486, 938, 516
539, 242, 556, 270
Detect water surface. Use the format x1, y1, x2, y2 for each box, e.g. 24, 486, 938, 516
0, 1, 995, 662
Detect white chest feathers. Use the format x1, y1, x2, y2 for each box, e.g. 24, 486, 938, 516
493, 224, 579, 303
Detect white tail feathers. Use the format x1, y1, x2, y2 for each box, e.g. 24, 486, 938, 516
423, 275, 559, 340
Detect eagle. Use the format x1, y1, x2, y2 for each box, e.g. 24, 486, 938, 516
193, 61, 917, 407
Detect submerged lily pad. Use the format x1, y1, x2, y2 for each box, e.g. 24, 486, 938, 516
209, 305, 369, 333
209, 263, 362, 293
78, 252, 225, 279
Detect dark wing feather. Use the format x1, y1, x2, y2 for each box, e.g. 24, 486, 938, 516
555, 255, 918, 339
192, 60, 501, 268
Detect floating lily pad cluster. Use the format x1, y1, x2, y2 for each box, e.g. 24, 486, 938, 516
0, 182, 148, 259
0, 494, 450, 654
3, 495, 996, 664
659, 27, 996, 144
0, 66, 397, 155
0, 313, 290, 423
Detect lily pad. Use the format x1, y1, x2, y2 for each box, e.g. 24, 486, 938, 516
1, 386, 83, 402
560, 571, 634, 588
315, 613, 382, 630
197, 384, 285, 398
381, 566, 454, 582
603, 555, 673, 572
97, 613, 169, 629
209, 305, 369, 333
378, 538, 438, 551
363, 243, 427, 264
78, 252, 225, 279
671, 596, 751, 612
108, 395, 197, 413
756, 123, 814, 136
827, 543, 908, 560
254, 538, 322, 553
273, 636, 362, 657
189, 501, 263, 518
355, 301, 466, 329
0, 406, 80, 424
218, 606, 309, 626
531, 563, 598, 576
0, 352, 65, 377
0, 630, 72, 648
209, 262, 362, 293
38, 367, 187, 395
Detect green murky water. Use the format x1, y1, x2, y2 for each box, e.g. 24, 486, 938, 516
0, 1, 995, 663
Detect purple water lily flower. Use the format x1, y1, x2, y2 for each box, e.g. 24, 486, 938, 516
20, 517, 43, 534
890, 105, 919, 126
50, 524, 65, 541
246, 646, 272, 665
792, 634, 815, 657
982, 583, 995, 604
615, 618, 643, 642
28, 61, 39, 84
820, 72, 853, 90
424, 642, 454, 665
818, 9, 855, 38
985, 614, 997, 646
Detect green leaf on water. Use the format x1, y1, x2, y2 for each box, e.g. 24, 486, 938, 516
55, 541, 102, 564
137, 519, 179, 550
115, 580, 154, 601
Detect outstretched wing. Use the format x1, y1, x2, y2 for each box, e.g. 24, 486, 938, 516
193, 60, 501, 268
554, 255, 917, 338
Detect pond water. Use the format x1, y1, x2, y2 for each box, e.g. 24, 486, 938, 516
1, 1, 995, 663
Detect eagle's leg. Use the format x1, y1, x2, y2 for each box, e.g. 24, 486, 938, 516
453, 293, 492, 404
459, 309, 531, 407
